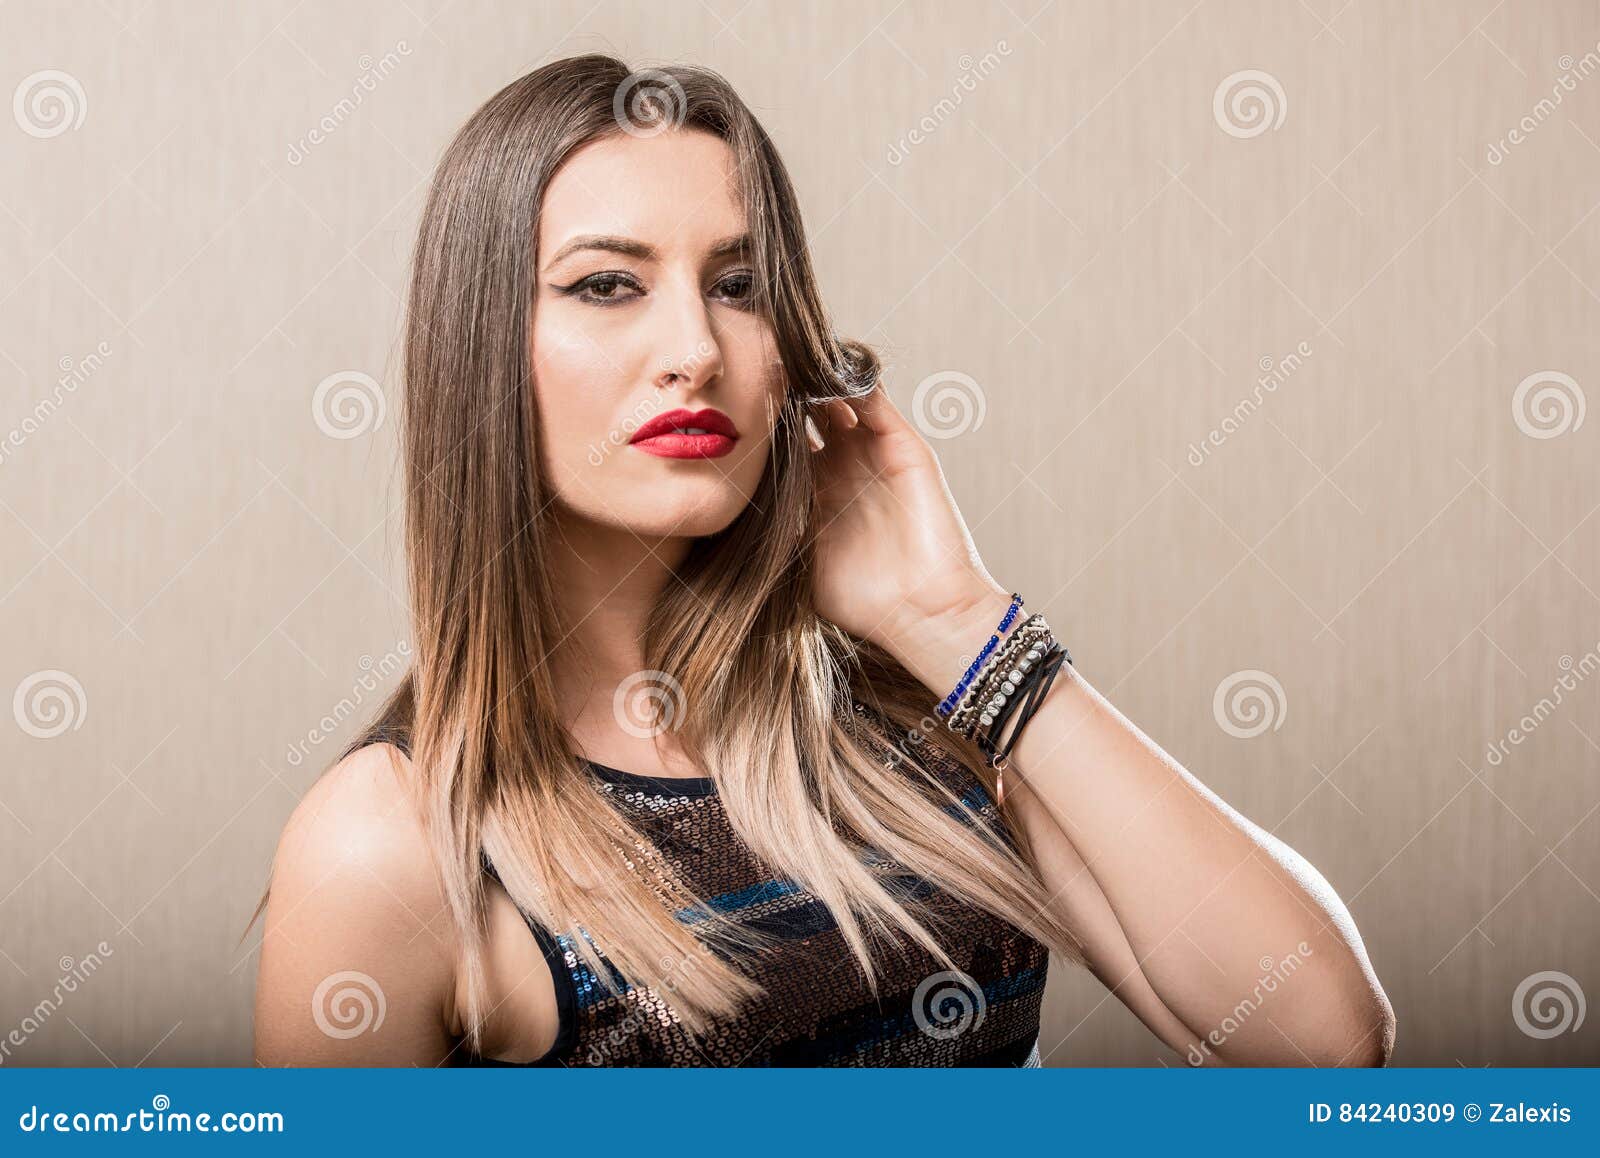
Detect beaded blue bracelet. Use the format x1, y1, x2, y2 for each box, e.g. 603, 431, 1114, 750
935, 591, 1025, 718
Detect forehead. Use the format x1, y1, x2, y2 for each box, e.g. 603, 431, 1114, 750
538, 128, 746, 255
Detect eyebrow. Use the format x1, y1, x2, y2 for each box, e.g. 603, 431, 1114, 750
542, 232, 751, 270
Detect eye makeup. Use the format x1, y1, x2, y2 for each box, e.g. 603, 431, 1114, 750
553, 269, 757, 309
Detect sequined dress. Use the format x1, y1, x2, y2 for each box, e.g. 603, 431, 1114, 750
363, 723, 1051, 1067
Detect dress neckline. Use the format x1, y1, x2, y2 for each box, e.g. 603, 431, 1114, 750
581, 758, 718, 798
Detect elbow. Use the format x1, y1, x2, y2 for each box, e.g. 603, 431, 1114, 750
1343, 989, 1397, 1067
1311, 980, 1397, 1067
1220, 963, 1397, 1067
1288, 925, 1397, 1066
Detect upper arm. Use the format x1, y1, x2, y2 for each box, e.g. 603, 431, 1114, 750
253, 742, 459, 1066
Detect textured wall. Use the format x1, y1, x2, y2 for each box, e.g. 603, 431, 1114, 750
1, 1, 1596, 1066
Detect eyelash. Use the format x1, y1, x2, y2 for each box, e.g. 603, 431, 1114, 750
557, 270, 756, 309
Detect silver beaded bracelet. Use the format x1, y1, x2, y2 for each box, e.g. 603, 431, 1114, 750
946, 613, 1054, 742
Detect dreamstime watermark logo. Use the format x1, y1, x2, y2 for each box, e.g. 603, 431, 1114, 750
853, 658, 998, 776
12, 670, 87, 739
911, 370, 986, 439
886, 40, 1013, 165
1485, 645, 1599, 768
612, 69, 687, 138
1186, 942, 1313, 1065
584, 946, 712, 1064
286, 41, 413, 166
284, 641, 411, 767
873, 698, 958, 774
1511, 370, 1585, 439
613, 670, 686, 739
312, 370, 386, 439
1487, 43, 1600, 165
1212, 69, 1287, 138
912, 969, 987, 1041
0, 941, 114, 1065
1512, 970, 1586, 1039
311, 971, 386, 1039
1186, 341, 1313, 466
17, 1094, 283, 1134
13, 69, 87, 138
586, 342, 717, 466
0, 340, 113, 468
1212, 669, 1287, 739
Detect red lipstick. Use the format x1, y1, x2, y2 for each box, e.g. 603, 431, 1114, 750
628, 407, 740, 459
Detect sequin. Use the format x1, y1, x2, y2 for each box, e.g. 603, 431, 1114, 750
485, 739, 1049, 1066
359, 721, 1050, 1067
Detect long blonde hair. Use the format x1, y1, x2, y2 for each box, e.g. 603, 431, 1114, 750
261, 53, 1082, 1053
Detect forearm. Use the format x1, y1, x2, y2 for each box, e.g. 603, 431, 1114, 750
880, 580, 1394, 1065
1006, 670, 1387, 1063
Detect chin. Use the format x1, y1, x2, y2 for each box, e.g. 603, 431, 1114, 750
634, 498, 747, 539
571, 487, 749, 540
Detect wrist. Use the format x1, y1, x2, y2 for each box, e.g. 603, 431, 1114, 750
879, 577, 1020, 702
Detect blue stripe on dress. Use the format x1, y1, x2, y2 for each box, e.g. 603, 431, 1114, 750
564, 782, 1011, 1010
676, 878, 808, 925
831, 964, 1050, 1059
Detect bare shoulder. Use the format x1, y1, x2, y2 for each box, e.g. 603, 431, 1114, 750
272, 741, 437, 897
254, 741, 457, 1065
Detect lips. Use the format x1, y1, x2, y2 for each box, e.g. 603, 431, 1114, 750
629, 407, 740, 459
630, 408, 740, 442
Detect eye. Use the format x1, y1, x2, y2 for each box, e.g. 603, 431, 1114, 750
713, 270, 756, 307
561, 272, 644, 306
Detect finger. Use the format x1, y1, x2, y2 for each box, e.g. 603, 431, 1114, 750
803, 412, 825, 452
805, 399, 857, 450
843, 381, 904, 437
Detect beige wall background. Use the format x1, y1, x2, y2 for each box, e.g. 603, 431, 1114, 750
2, 0, 1597, 1066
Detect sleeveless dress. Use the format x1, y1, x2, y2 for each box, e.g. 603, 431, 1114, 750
364, 714, 1051, 1067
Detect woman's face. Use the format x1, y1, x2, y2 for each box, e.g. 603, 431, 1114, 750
530, 127, 787, 539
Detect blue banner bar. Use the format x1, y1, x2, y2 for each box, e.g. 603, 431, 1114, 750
2, 1068, 1597, 1153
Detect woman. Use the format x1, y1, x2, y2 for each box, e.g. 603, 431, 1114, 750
252, 54, 1394, 1068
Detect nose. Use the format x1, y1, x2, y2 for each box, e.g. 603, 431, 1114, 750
653, 272, 725, 394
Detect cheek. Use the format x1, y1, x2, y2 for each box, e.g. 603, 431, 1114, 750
530, 317, 633, 441
726, 324, 788, 430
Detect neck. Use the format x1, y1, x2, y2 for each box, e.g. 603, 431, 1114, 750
545, 509, 691, 728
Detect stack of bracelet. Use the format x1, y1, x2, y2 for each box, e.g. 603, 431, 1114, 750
935, 601, 1073, 803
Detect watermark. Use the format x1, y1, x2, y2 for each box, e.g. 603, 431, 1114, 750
0, 941, 114, 1065
1512, 970, 1586, 1039
585, 343, 717, 467
286, 41, 412, 166
1484, 642, 1600, 767
12, 669, 87, 739
854, 653, 1007, 779
284, 641, 410, 767
12, 69, 86, 138
311, 970, 386, 1040
911, 370, 986, 440
912, 969, 987, 1041
1485, 646, 1599, 767
17, 1095, 283, 1134
612, 669, 686, 740
1487, 43, 1600, 165
1186, 942, 1314, 1065
1511, 369, 1585, 439
311, 369, 386, 439
0, 341, 113, 468
612, 70, 687, 138
1213, 69, 1287, 138
1186, 341, 1313, 466
886, 41, 1013, 166
583, 944, 717, 1064
1212, 669, 1287, 739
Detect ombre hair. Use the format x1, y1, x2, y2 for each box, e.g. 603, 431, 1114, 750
259, 53, 1083, 1054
